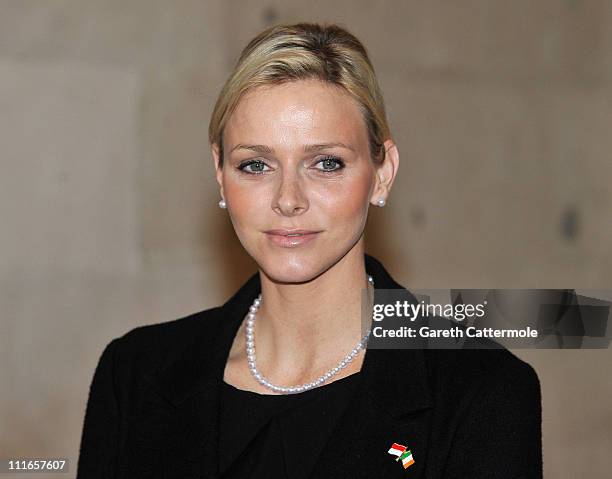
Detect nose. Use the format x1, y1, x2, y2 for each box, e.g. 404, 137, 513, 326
272, 169, 309, 216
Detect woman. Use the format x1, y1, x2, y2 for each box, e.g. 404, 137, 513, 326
77, 23, 542, 478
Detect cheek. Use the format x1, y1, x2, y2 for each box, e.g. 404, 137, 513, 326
313, 175, 372, 224
223, 178, 269, 231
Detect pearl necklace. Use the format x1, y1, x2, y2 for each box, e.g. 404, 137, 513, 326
245, 274, 374, 394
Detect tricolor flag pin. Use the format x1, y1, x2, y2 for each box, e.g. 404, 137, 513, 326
387, 442, 415, 470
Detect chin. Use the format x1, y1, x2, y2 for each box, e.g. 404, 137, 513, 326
256, 243, 359, 285
257, 254, 323, 285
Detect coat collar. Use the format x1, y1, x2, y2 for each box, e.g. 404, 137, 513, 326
145, 253, 433, 478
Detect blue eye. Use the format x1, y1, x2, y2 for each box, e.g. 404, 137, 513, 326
315, 156, 345, 172
237, 156, 345, 175
237, 160, 270, 174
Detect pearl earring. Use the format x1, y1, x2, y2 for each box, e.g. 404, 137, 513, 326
376, 198, 386, 207
218, 199, 227, 209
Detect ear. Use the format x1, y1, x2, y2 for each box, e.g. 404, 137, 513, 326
212, 142, 225, 199
370, 139, 399, 205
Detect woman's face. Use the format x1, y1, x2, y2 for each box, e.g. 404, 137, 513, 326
213, 79, 392, 283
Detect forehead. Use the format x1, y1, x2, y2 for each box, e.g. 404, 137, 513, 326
224, 79, 368, 149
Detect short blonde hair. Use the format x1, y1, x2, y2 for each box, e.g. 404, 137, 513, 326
208, 22, 391, 167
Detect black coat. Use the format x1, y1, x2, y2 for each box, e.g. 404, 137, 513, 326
77, 253, 542, 478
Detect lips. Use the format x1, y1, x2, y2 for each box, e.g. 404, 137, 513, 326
264, 229, 322, 248
264, 229, 321, 236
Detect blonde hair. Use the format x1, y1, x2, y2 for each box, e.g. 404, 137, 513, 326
208, 22, 391, 167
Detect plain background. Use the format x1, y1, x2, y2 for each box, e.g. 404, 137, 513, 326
0, 1, 611, 477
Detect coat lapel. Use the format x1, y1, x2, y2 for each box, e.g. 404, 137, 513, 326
139, 254, 432, 479
133, 273, 258, 478
308, 255, 433, 478
307, 349, 433, 478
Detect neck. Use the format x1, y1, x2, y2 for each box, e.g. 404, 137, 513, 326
253, 243, 373, 383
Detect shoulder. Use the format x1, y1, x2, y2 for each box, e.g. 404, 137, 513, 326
414, 314, 541, 400
118, 305, 224, 352
96, 305, 225, 376
424, 346, 541, 414
86, 305, 226, 412
428, 344, 538, 379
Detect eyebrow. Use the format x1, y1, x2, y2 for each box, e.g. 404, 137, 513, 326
229, 142, 356, 154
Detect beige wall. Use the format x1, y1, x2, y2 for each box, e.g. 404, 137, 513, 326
1, 1, 610, 477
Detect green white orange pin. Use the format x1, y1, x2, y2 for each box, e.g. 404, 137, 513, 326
388, 443, 415, 469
